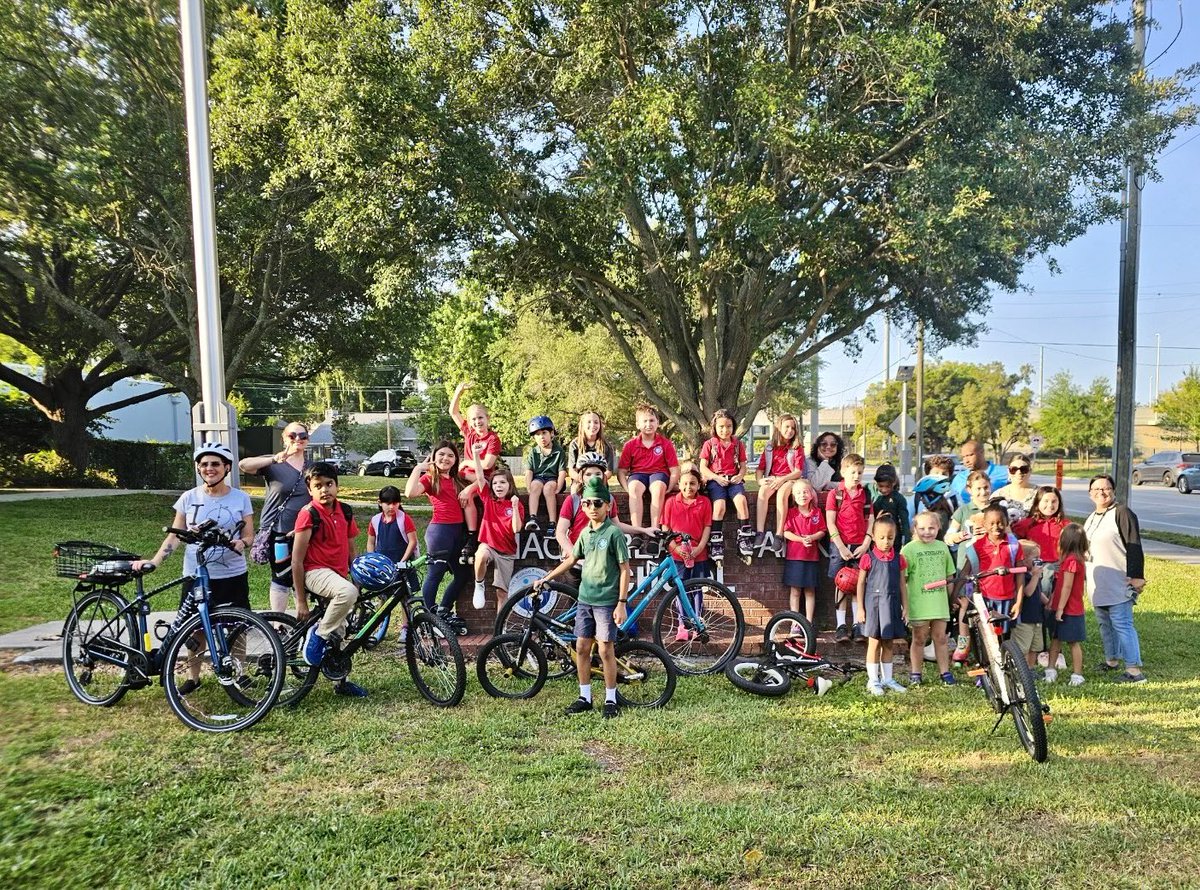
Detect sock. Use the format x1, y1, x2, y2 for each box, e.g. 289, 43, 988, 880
882, 661, 894, 682
866, 662, 880, 684
605, 687, 617, 704
836, 609, 847, 627
579, 684, 592, 703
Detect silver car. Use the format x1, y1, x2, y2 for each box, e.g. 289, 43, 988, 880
1132, 450, 1200, 487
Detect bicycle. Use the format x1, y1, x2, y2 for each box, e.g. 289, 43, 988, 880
492, 531, 745, 676
57, 524, 287, 733
724, 611, 862, 697
264, 555, 467, 708
927, 566, 1050, 762
476, 584, 677, 708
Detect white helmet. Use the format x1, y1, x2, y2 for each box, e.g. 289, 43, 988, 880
194, 441, 235, 464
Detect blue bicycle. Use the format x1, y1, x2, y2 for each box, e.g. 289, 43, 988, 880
493, 531, 746, 675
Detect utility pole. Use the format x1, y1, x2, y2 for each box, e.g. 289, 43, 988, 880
915, 320, 925, 481
385, 390, 392, 449
1154, 333, 1161, 404
883, 316, 891, 384
1112, 0, 1145, 505
808, 364, 820, 453
1038, 345, 1045, 407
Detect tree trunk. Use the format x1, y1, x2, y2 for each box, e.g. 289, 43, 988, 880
40, 370, 93, 477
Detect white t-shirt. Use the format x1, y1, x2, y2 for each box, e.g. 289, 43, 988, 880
172, 487, 253, 579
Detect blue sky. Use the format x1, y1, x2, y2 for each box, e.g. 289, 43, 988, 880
819, 5, 1199, 408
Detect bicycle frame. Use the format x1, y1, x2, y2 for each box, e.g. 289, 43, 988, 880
515, 588, 645, 682
337, 556, 430, 652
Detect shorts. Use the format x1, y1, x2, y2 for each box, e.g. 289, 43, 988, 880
627, 471, 670, 488
183, 573, 250, 612
981, 595, 1015, 635
477, 544, 516, 591
828, 542, 863, 580
706, 480, 747, 502
1010, 621, 1045, 653
574, 602, 618, 642
783, 559, 820, 589
674, 559, 711, 581
531, 474, 559, 485
1051, 613, 1086, 643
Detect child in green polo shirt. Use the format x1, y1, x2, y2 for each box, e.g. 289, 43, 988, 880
533, 476, 631, 719
900, 512, 957, 686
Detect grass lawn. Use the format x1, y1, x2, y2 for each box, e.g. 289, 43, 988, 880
3, 496, 1200, 887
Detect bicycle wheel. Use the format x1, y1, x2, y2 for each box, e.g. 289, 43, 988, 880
1001, 639, 1049, 762
495, 583, 579, 680
613, 640, 677, 709
652, 577, 745, 675
258, 611, 319, 708
763, 611, 816, 657
476, 633, 547, 699
62, 589, 137, 707
406, 611, 466, 707
724, 656, 793, 697
348, 594, 389, 650
161, 608, 286, 733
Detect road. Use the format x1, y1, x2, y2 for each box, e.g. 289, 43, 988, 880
1036, 474, 1199, 536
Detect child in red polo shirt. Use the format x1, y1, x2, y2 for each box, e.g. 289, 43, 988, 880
825, 453, 874, 643
951, 504, 1037, 653
660, 466, 713, 643
470, 447, 525, 610
450, 380, 502, 563
781, 478, 826, 624
617, 403, 680, 530
698, 408, 753, 562
292, 462, 367, 697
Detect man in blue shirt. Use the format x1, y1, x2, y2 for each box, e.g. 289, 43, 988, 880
949, 440, 1009, 500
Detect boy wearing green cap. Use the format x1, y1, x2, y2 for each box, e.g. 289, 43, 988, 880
533, 476, 631, 719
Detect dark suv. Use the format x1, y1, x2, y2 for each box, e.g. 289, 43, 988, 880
1132, 450, 1200, 487
359, 449, 419, 478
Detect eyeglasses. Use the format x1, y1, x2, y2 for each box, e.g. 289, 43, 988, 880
1009, 466, 1030, 474
580, 498, 606, 508
287, 431, 309, 440
1090, 486, 1114, 494
818, 440, 837, 449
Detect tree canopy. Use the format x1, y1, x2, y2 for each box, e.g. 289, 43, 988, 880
1155, 367, 1200, 450
1037, 370, 1114, 462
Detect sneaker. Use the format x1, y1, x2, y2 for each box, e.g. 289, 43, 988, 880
1055, 653, 1067, 670
814, 677, 834, 697
753, 532, 765, 548
524, 517, 540, 532
1115, 671, 1147, 684
564, 696, 594, 715
1068, 673, 1085, 687
303, 629, 328, 667
851, 623, 866, 642
398, 626, 408, 644
951, 637, 969, 664
602, 701, 620, 719
940, 671, 957, 686
834, 624, 850, 644
178, 678, 201, 696
909, 673, 922, 685
472, 582, 486, 610
1097, 660, 1120, 672
867, 681, 885, 697
675, 626, 691, 643
333, 680, 369, 697
1036, 652, 1050, 668
1043, 668, 1058, 683
883, 678, 907, 694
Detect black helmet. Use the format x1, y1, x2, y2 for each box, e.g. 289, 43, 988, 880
528, 415, 555, 436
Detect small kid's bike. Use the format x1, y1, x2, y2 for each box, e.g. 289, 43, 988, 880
476, 584, 678, 708
57, 524, 287, 733
927, 567, 1050, 762
723, 611, 861, 697
265, 555, 467, 708
493, 531, 745, 676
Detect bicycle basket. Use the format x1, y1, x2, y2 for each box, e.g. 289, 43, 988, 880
54, 541, 141, 578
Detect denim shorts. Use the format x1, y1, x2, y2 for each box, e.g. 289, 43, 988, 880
628, 471, 670, 488
574, 602, 618, 642
706, 480, 747, 501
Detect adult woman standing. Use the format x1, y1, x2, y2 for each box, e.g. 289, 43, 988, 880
992, 453, 1038, 521
1082, 474, 1147, 683
239, 421, 313, 613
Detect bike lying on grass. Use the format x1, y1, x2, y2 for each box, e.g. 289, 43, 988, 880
57, 524, 286, 733
927, 566, 1050, 763
723, 610, 862, 697
265, 554, 467, 708
476, 584, 678, 708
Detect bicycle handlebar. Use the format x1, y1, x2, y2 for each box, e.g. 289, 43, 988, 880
924, 564, 1029, 591
655, 530, 692, 544
165, 519, 241, 551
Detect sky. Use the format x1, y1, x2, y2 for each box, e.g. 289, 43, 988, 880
819, 2, 1199, 409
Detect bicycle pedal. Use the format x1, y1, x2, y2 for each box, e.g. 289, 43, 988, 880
967, 668, 987, 677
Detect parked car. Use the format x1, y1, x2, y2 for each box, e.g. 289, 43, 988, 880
1177, 466, 1200, 495
359, 448, 419, 478
1132, 451, 1200, 487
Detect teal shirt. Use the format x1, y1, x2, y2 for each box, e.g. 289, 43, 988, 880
572, 518, 630, 606
527, 443, 567, 479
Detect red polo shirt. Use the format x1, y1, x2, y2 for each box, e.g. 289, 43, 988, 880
660, 493, 713, 562
479, 487, 524, 555
618, 433, 679, 475
971, 536, 1020, 601
699, 438, 746, 476
294, 500, 359, 574
784, 506, 826, 561
825, 482, 871, 544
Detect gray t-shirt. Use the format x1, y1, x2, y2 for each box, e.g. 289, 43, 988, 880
257, 460, 311, 533
172, 487, 253, 579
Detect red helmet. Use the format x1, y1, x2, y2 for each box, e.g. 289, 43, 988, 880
834, 566, 860, 594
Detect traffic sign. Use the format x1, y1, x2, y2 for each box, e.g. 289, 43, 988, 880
889, 415, 917, 438
1030, 434, 1045, 451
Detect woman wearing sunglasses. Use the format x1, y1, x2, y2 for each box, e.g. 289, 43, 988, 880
992, 454, 1038, 522
239, 421, 314, 612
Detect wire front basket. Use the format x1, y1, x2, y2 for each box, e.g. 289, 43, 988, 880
54, 541, 141, 578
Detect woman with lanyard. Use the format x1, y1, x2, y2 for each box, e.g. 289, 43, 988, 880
1083, 474, 1147, 683
239, 421, 313, 613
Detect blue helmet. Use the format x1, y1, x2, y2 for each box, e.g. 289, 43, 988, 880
349, 552, 397, 591
528, 415, 555, 436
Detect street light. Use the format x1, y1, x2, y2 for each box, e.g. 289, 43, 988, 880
896, 365, 915, 487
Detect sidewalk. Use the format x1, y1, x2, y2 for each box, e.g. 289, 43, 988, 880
0, 489, 180, 503
1142, 538, 1200, 566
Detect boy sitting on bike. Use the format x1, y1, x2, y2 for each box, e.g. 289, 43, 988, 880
950, 503, 1038, 642
292, 462, 367, 697
534, 476, 631, 719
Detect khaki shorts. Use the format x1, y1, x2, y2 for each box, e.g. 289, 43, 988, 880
1010, 621, 1044, 654
478, 544, 516, 592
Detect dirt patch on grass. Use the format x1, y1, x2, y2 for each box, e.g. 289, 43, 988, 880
0, 650, 60, 674
582, 740, 623, 773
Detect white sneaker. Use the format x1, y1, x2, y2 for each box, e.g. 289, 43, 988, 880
1043, 668, 1058, 683
923, 642, 936, 662
1068, 673, 1085, 687
1036, 652, 1050, 668
1056, 653, 1067, 670
472, 582, 486, 610
867, 681, 886, 697
814, 677, 834, 697
883, 678, 908, 694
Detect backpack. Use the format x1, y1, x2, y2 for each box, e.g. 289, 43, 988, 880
963, 533, 1022, 578
912, 477, 958, 539
704, 437, 744, 473
304, 501, 354, 538
760, 442, 802, 476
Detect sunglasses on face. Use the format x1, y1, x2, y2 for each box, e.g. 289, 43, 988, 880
287, 431, 309, 440
198, 461, 225, 469
1009, 466, 1030, 474
818, 441, 837, 449
581, 498, 606, 508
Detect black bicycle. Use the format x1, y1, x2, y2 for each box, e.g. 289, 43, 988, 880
724, 611, 861, 697
58, 524, 286, 733
265, 555, 467, 708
